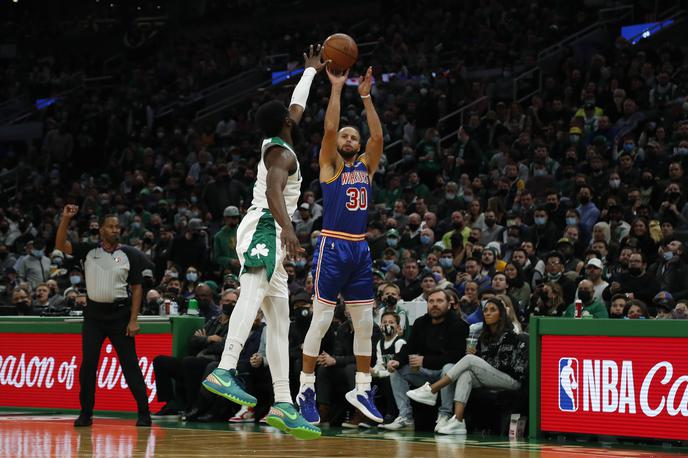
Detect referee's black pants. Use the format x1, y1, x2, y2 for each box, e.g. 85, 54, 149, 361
79, 316, 149, 415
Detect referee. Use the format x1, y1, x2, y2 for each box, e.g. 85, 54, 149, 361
56, 205, 151, 427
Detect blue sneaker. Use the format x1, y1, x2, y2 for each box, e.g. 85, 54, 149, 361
345, 385, 383, 423
296, 386, 320, 424
266, 402, 321, 440
202, 368, 257, 407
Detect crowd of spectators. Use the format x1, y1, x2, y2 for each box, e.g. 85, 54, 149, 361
1, 0, 688, 431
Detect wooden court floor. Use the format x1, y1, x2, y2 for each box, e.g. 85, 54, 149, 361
0, 414, 686, 457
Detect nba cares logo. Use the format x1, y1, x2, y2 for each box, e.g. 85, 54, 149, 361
559, 358, 579, 412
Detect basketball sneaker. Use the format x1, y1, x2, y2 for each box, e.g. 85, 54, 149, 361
345, 385, 383, 423
296, 386, 320, 424
202, 368, 257, 407
229, 406, 255, 423
265, 402, 321, 440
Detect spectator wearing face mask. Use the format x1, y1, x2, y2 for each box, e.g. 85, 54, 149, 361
193, 283, 220, 322
648, 240, 688, 303
168, 218, 208, 274
564, 279, 608, 318
182, 266, 201, 299
374, 282, 408, 333
11, 286, 34, 315
15, 239, 51, 290
371, 312, 406, 423
213, 206, 241, 275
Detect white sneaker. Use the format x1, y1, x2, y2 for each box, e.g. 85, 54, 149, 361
406, 382, 437, 406
378, 416, 414, 430
436, 416, 467, 435
229, 405, 255, 423
434, 414, 451, 433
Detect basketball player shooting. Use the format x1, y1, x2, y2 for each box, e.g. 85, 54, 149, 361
202, 44, 328, 440
297, 65, 384, 425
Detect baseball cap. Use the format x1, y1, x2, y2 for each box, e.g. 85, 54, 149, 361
557, 237, 573, 246
372, 269, 385, 280
188, 218, 206, 231
223, 206, 240, 217
299, 203, 310, 211
142, 269, 154, 278
586, 258, 603, 269
653, 291, 675, 309
569, 126, 583, 134
386, 228, 400, 238
291, 290, 311, 307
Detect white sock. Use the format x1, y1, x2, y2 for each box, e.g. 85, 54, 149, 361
355, 372, 372, 392
299, 371, 316, 393
218, 271, 268, 370
262, 295, 293, 404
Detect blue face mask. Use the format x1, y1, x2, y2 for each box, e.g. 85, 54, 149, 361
295, 259, 307, 269
439, 258, 453, 269
131, 222, 141, 231
387, 238, 398, 247
32, 250, 44, 258
566, 217, 577, 226
53, 257, 63, 266
623, 143, 634, 152
420, 235, 431, 245
534, 217, 547, 226
383, 259, 395, 266
186, 272, 198, 283
663, 251, 674, 261
69, 275, 81, 285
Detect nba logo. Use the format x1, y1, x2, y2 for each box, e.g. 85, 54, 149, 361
558, 358, 579, 412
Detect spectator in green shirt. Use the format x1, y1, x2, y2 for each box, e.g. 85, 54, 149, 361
213, 206, 241, 274
564, 279, 609, 318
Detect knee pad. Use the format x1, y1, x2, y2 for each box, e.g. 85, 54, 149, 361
310, 299, 334, 339
348, 305, 373, 339
348, 305, 373, 356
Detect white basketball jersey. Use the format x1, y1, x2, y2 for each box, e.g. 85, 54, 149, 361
252, 137, 302, 216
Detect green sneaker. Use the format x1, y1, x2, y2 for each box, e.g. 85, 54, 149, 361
265, 402, 321, 440
201, 368, 257, 407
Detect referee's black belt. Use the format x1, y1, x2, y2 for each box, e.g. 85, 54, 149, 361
87, 298, 130, 312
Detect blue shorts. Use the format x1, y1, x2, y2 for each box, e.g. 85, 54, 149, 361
311, 234, 374, 307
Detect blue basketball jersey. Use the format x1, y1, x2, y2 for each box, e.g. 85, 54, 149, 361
320, 160, 370, 235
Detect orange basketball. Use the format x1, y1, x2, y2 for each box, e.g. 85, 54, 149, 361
322, 33, 358, 72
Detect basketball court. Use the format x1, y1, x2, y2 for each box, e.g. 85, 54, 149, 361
0, 413, 686, 457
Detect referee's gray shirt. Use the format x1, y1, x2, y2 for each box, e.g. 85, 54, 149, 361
71, 242, 145, 303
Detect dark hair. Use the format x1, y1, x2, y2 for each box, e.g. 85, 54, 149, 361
255, 100, 288, 137
427, 287, 451, 303
546, 251, 564, 264
381, 311, 400, 325
480, 297, 510, 344
99, 213, 118, 226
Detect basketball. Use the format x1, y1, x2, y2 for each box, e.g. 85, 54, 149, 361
322, 33, 358, 72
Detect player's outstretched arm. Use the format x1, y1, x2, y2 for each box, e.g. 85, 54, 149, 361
319, 68, 348, 181
288, 44, 328, 125
358, 67, 383, 176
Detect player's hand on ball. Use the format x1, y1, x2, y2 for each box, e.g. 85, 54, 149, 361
326, 67, 349, 87
303, 43, 329, 73
358, 66, 373, 97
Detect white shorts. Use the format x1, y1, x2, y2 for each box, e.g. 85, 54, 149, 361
236, 207, 289, 298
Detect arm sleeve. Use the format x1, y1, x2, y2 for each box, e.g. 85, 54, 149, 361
290, 67, 317, 108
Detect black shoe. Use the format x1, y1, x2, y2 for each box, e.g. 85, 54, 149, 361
136, 411, 152, 427
181, 408, 201, 422
151, 404, 179, 417
74, 414, 93, 427
196, 413, 222, 423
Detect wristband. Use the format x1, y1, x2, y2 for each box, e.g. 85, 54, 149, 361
360, 94, 371, 99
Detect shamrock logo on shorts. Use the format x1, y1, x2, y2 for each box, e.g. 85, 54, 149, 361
251, 243, 269, 258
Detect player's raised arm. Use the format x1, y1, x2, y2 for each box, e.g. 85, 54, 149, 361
358, 67, 383, 176
288, 44, 328, 125
319, 68, 348, 179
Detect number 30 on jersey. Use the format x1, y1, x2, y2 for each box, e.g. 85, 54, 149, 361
345, 187, 368, 211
